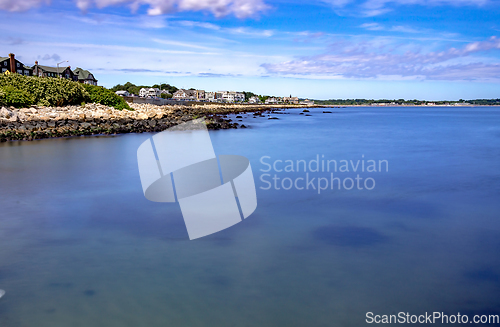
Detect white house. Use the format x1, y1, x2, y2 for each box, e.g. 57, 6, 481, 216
218, 91, 245, 103
139, 88, 161, 98
248, 96, 261, 104
173, 89, 199, 100
300, 99, 315, 105
265, 97, 280, 104
115, 90, 130, 97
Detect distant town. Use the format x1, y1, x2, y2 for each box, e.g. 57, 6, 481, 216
2, 52, 499, 107
114, 85, 315, 105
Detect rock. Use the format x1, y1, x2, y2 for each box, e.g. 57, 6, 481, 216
0, 107, 12, 118
302, 109, 310, 112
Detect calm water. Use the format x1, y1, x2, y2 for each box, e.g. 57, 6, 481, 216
0, 107, 499, 326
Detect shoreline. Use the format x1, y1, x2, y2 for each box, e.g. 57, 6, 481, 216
1, 103, 498, 142
0, 103, 315, 142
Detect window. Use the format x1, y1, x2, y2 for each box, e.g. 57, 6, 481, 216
17, 62, 20, 67
17, 69, 22, 74
1, 68, 6, 73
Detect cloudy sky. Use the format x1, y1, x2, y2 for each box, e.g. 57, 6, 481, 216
1, 0, 500, 99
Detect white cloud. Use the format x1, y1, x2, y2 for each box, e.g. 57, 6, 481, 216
75, 0, 268, 18
323, 0, 490, 16
0, 0, 48, 11
262, 36, 500, 80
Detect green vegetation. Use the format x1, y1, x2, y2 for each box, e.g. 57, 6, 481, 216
110, 81, 178, 96
313, 98, 500, 106
82, 84, 131, 110
0, 85, 34, 108
0, 73, 130, 110
467, 99, 500, 105
243, 91, 257, 101
0, 73, 88, 107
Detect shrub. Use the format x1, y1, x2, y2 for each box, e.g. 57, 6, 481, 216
0, 85, 35, 107
0, 73, 88, 107
0, 74, 131, 110
82, 84, 131, 110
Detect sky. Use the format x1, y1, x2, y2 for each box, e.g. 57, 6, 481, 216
1, 0, 500, 100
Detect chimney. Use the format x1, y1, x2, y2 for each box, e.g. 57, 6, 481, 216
8, 53, 15, 73
35, 61, 38, 65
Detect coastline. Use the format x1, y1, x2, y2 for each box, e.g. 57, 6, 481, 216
0, 103, 316, 142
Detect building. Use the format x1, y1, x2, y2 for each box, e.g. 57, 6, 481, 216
265, 97, 280, 104
73, 67, 98, 85
283, 96, 299, 104
248, 96, 261, 104
1, 53, 32, 76
33, 61, 78, 81
196, 90, 205, 101
115, 90, 130, 97
139, 88, 161, 98
219, 91, 245, 103
173, 89, 200, 101
300, 99, 315, 105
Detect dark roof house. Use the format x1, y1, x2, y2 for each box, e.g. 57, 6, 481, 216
73, 67, 98, 86
1, 53, 32, 76
32, 61, 78, 81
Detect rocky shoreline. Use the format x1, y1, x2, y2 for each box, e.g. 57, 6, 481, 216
0, 103, 314, 142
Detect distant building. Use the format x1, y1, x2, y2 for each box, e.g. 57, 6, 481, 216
265, 97, 279, 104
1, 53, 32, 76
73, 67, 98, 85
173, 89, 204, 101
115, 90, 130, 97
33, 61, 78, 81
205, 91, 217, 102
300, 99, 315, 105
139, 88, 161, 98
248, 96, 261, 104
218, 91, 245, 103
283, 96, 299, 104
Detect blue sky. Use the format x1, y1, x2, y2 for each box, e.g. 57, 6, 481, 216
1, 0, 500, 100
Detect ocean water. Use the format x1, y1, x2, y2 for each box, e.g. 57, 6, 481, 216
0, 107, 499, 326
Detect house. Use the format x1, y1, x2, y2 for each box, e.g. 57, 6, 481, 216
265, 97, 280, 104
205, 91, 216, 102
248, 96, 261, 104
283, 96, 299, 104
115, 90, 130, 97
73, 67, 98, 85
32, 61, 78, 81
196, 90, 205, 101
139, 88, 161, 98
1, 53, 32, 76
173, 89, 199, 101
219, 91, 245, 103
300, 99, 315, 105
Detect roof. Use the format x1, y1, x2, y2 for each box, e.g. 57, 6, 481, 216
36, 65, 70, 73
0, 57, 8, 62
73, 67, 96, 80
